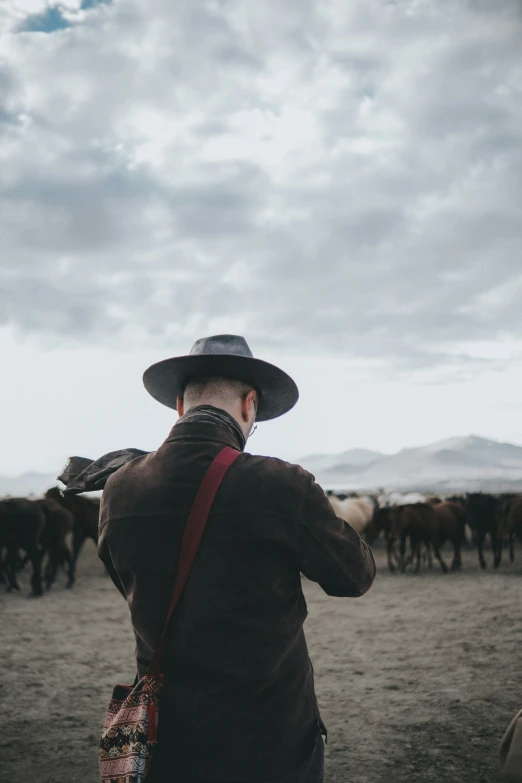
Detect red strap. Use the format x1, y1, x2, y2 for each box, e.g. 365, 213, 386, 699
149, 446, 240, 677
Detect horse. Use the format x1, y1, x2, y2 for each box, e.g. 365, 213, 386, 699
388, 503, 444, 573
364, 506, 402, 572
328, 495, 375, 535
388, 501, 465, 574
44, 487, 100, 586
0, 497, 46, 596
465, 493, 502, 569
498, 495, 522, 563
431, 501, 467, 571
33, 498, 75, 589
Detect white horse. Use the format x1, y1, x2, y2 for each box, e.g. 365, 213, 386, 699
328, 496, 375, 534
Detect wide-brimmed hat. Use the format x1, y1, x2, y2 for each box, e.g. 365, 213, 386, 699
142, 334, 299, 421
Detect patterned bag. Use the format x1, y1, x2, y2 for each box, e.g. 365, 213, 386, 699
99, 446, 241, 783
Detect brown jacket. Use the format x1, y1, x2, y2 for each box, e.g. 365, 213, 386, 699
98, 418, 376, 781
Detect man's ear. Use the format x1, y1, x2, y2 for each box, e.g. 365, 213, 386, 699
177, 395, 184, 416
240, 393, 249, 423
240, 390, 256, 423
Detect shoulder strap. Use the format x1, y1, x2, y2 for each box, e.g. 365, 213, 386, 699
149, 446, 240, 677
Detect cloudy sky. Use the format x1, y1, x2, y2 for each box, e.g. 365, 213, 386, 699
1, 0, 522, 477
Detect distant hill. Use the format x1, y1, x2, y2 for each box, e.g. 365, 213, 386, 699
296, 435, 522, 492
4, 435, 522, 497
296, 448, 385, 475
0, 472, 60, 498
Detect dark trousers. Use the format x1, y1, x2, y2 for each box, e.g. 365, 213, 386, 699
179, 732, 325, 783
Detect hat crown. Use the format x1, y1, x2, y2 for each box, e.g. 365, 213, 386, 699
189, 334, 254, 359
143, 333, 298, 421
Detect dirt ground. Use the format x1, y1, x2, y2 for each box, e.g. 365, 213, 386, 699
1, 541, 521, 783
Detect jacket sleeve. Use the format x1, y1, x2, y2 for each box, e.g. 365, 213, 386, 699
297, 474, 376, 597
98, 528, 127, 600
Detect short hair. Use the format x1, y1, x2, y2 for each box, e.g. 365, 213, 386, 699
182, 375, 257, 408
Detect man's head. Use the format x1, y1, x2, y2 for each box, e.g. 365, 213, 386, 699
177, 376, 258, 440
143, 333, 298, 421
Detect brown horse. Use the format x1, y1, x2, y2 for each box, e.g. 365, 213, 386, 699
389, 501, 465, 574
33, 498, 75, 589
431, 501, 467, 571
389, 503, 443, 573
0, 498, 46, 596
498, 495, 522, 562
465, 492, 502, 569
365, 507, 401, 572
44, 488, 100, 587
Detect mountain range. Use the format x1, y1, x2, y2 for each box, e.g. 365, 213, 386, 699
2, 435, 522, 496
0, 471, 65, 498
295, 435, 522, 492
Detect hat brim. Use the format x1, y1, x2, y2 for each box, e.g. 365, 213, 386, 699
142, 354, 299, 422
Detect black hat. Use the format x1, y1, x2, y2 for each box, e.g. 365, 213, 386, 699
142, 334, 299, 422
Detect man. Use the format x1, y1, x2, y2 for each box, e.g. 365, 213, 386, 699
98, 334, 376, 783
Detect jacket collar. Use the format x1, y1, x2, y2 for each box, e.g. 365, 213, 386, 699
163, 420, 243, 452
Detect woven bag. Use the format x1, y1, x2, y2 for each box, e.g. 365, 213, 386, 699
99, 446, 240, 783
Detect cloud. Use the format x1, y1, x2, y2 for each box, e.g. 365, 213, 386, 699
1, 0, 522, 367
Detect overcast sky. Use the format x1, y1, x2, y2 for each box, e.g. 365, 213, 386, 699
1, 0, 522, 476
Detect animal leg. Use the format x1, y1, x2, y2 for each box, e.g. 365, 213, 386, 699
493, 535, 502, 569
4, 546, 21, 591
386, 535, 397, 573
399, 534, 408, 573
58, 542, 73, 588
432, 543, 449, 574
408, 536, 417, 568
29, 547, 44, 597
450, 540, 462, 571
0, 547, 7, 588
68, 529, 86, 588
44, 550, 59, 590
477, 533, 487, 569
414, 540, 422, 574
509, 533, 515, 564
16, 552, 30, 572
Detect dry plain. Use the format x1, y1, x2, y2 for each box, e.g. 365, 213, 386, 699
1, 541, 520, 783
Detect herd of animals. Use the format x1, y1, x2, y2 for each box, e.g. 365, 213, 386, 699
0, 488, 98, 597
1, 486, 521, 597
326, 490, 522, 575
